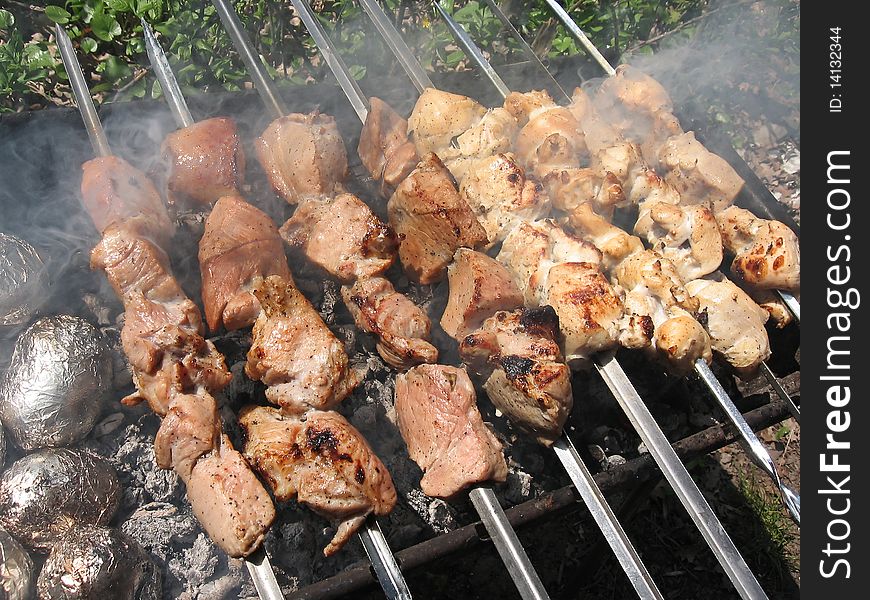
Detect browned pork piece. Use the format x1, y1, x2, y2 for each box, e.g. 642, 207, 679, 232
387, 153, 488, 284
440, 248, 524, 340
279, 193, 398, 282
685, 275, 771, 377
341, 276, 438, 370
155, 392, 275, 557
256, 112, 348, 204
717, 206, 800, 292
460, 307, 572, 446
90, 224, 230, 414
199, 195, 290, 332
358, 97, 419, 196
239, 405, 397, 557
81, 155, 174, 247
658, 132, 744, 212
160, 117, 245, 207
395, 365, 507, 498
246, 275, 362, 414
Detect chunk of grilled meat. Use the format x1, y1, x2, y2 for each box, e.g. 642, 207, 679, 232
387, 153, 488, 284
159, 117, 245, 207
435, 107, 518, 182
246, 276, 361, 414
81, 155, 174, 247
514, 107, 587, 176
358, 97, 419, 196
154, 391, 221, 481
255, 112, 348, 204
460, 307, 572, 446
460, 153, 550, 246
199, 195, 290, 332
568, 203, 644, 273
407, 87, 487, 155
658, 132, 745, 212
541, 167, 625, 221
395, 365, 507, 498
717, 206, 800, 292
341, 276, 438, 370
685, 276, 771, 378
440, 248, 524, 340
91, 224, 230, 414
280, 193, 398, 282
746, 288, 795, 328
240, 406, 397, 557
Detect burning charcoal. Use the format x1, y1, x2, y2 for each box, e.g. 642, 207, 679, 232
0, 526, 34, 600
0, 232, 48, 333
0, 448, 121, 551
0, 315, 112, 450
36, 525, 161, 600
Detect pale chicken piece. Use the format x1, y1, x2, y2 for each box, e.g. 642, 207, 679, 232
459, 153, 550, 246
154, 391, 220, 481
387, 153, 488, 284
185, 434, 276, 558
199, 195, 291, 332
255, 112, 348, 204
746, 288, 795, 328
440, 248, 524, 340
239, 406, 397, 557
568, 203, 644, 273
407, 87, 486, 155
503, 89, 559, 125
357, 97, 419, 196
160, 117, 245, 207
91, 225, 230, 415
541, 167, 624, 220
437, 107, 518, 182
460, 307, 572, 446
717, 206, 800, 292
658, 132, 745, 212
685, 276, 771, 377
246, 276, 362, 414
81, 155, 174, 247
395, 365, 507, 498
280, 193, 398, 282
514, 107, 587, 176
341, 276, 438, 370
615, 250, 711, 373
635, 201, 724, 281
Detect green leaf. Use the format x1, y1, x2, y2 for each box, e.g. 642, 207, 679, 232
107, 0, 132, 11
44, 6, 72, 25
92, 14, 123, 42
80, 37, 98, 54
0, 9, 14, 29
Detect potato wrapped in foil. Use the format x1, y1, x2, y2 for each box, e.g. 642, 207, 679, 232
0, 315, 112, 450
36, 525, 161, 600
0, 526, 34, 600
0, 448, 121, 551
0, 232, 48, 332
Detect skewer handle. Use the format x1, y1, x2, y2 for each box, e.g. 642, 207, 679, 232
54, 25, 112, 157
141, 19, 195, 129
210, 0, 287, 119
541, 0, 616, 76
552, 436, 664, 599
245, 547, 285, 600
359, 518, 414, 600
468, 486, 551, 600
595, 354, 769, 600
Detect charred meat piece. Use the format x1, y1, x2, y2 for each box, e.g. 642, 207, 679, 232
240, 406, 397, 557
658, 132, 744, 212
387, 153, 487, 284
154, 391, 221, 481
91, 225, 230, 414
717, 206, 800, 292
246, 275, 361, 414
341, 276, 438, 371
358, 97, 419, 196
160, 117, 245, 207
199, 195, 291, 332
185, 434, 276, 558
394, 365, 507, 498
460, 307, 572, 446
81, 155, 174, 246
407, 87, 486, 155
440, 248, 524, 340
256, 112, 348, 204
685, 276, 771, 378
280, 193, 398, 282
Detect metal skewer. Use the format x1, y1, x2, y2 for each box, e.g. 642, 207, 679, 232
760, 362, 800, 423
55, 22, 285, 600
141, 20, 195, 128
433, 6, 769, 599
288, 3, 550, 599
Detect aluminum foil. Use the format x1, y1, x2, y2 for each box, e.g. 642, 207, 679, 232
36, 525, 161, 600
0, 232, 48, 332
0, 315, 112, 450
0, 448, 121, 551
0, 526, 34, 600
